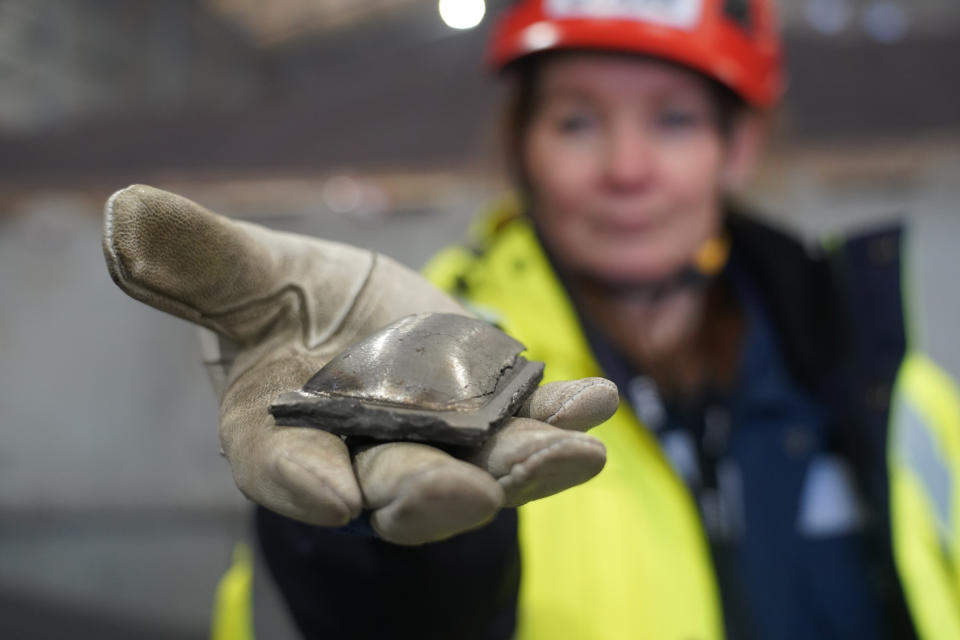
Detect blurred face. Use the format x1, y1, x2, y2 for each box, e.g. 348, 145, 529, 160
523, 54, 751, 284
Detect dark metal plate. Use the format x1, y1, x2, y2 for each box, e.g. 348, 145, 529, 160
269, 313, 544, 447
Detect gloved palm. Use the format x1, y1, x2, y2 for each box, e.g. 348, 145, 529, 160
103, 185, 615, 545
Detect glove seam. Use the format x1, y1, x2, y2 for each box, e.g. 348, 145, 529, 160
499, 434, 605, 481
543, 381, 595, 424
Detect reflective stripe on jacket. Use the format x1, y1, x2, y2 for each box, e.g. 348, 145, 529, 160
890, 354, 960, 640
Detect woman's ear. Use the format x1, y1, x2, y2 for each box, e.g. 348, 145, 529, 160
721, 111, 770, 191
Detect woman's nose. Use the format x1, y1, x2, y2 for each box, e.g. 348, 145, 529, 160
602, 123, 655, 192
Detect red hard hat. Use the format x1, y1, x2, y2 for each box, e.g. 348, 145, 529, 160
488, 0, 785, 108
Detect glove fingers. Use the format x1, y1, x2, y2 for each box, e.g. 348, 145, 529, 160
354, 442, 504, 546
518, 378, 619, 431
468, 418, 606, 508
219, 354, 364, 526
227, 418, 364, 527
103, 184, 376, 345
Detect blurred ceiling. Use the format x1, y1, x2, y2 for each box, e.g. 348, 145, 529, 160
203, 0, 960, 45
0, 0, 958, 186
206, 0, 421, 46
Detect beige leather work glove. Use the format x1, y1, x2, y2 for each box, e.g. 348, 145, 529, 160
103, 185, 616, 545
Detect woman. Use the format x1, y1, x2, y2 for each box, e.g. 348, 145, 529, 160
423, 1, 960, 638
103, 1, 960, 638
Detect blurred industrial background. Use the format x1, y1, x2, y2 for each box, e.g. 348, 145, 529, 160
1, 0, 958, 637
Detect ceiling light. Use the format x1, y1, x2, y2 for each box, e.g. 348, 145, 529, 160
439, 0, 485, 30
804, 0, 852, 36
863, 1, 909, 44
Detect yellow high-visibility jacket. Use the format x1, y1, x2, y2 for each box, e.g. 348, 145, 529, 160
214, 205, 960, 640
422, 205, 960, 640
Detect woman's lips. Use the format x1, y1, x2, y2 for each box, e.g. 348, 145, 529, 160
590, 214, 661, 235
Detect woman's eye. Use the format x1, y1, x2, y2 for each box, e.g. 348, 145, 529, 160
556, 114, 596, 133
658, 109, 698, 129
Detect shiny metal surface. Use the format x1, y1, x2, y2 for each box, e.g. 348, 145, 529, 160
270, 313, 544, 446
